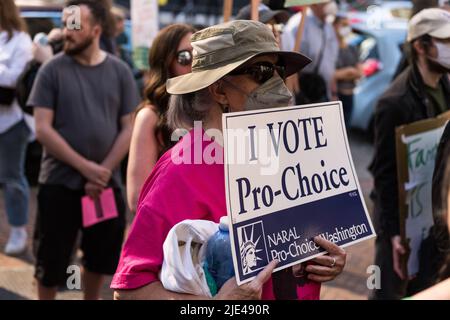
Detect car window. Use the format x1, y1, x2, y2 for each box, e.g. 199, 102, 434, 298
359, 37, 379, 61
350, 32, 380, 62
349, 31, 383, 77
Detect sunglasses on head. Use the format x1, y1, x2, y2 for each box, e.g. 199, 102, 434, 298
228, 61, 286, 84
176, 50, 193, 66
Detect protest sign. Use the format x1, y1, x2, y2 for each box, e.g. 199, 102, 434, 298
395, 112, 450, 277
131, 0, 159, 70
223, 102, 375, 285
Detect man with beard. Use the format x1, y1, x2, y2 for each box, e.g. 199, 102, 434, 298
369, 8, 450, 300
27, 0, 139, 300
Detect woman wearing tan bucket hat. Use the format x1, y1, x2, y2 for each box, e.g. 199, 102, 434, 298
112, 20, 347, 300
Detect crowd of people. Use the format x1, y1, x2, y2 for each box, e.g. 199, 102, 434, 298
0, 0, 449, 300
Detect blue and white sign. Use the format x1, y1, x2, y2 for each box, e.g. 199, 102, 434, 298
222, 102, 376, 285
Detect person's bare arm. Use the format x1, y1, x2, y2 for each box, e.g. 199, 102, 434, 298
114, 281, 209, 300
355, 62, 364, 79
334, 67, 359, 81
34, 107, 111, 186
411, 278, 450, 300
85, 113, 133, 198
126, 108, 159, 212
101, 113, 133, 173
114, 260, 279, 300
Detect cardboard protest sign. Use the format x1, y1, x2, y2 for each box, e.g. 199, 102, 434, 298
223, 102, 375, 285
131, 0, 159, 70
395, 112, 450, 277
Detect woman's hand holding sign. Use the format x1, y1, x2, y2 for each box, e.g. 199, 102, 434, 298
304, 236, 347, 282
215, 236, 347, 300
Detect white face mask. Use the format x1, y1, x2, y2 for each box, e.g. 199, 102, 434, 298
434, 41, 450, 69
338, 26, 352, 38
324, 1, 338, 17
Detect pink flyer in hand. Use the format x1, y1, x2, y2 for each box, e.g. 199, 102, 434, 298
82, 188, 118, 228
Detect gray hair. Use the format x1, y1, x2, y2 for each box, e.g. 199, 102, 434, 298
167, 88, 215, 130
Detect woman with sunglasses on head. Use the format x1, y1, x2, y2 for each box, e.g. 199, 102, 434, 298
112, 20, 347, 300
126, 23, 196, 213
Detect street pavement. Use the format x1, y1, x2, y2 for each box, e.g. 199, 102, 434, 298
0, 130, 376, 300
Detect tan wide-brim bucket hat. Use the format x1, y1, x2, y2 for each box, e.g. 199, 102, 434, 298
166, 20, 312, 95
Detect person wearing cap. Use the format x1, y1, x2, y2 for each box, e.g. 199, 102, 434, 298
235, 3, 289, 47
369, 8, 450, 300
111, 20, 347, 300
392, 0, 440, 81
235, 3, 289, 25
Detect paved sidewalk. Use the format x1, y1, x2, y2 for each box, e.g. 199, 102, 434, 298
0, 131, 376, 300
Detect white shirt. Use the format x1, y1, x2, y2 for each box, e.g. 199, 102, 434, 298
283, 10, 339, 99
0, 30, 34, 136
281, 12, 301, 52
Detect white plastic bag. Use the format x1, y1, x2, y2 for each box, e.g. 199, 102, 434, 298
160, 219, 218, 297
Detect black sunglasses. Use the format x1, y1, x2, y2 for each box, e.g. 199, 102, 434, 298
176, 50, 193, 66
229, 61, 286, 84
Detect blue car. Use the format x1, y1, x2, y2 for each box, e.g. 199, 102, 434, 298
349, 22, 407, 133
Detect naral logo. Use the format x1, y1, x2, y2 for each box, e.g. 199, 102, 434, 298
237, 221, 266, 275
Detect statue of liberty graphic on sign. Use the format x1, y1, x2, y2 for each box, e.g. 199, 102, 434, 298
239, 224, 264, 275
